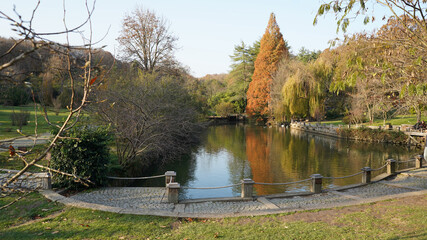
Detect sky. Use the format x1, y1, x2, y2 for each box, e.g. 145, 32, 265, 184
1, 0, 391, 77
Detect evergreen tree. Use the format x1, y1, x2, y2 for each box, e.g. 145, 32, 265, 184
227, 40, 260, 113
246, 13, 288, 121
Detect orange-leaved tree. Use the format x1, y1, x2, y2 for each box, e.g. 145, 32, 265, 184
246, 13, 288, 122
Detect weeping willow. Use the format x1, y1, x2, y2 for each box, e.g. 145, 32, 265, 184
278, 59, 332, 120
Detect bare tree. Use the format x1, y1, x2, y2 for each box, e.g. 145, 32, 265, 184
117, 6, 178, 72
93, 71, 202, 171
0, 0, 105, 199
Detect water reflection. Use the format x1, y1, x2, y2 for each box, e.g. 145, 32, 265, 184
129, 125, 420, 199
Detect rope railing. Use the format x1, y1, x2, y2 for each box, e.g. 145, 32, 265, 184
371, 163, 389, 172
397, 159, 416, 164
182, 183, 241, 190
106, 174, 166, 180
254, 178, 311, 186
323, 171, 363, 180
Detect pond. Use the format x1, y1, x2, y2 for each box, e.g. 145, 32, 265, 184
118, 124, 420, 199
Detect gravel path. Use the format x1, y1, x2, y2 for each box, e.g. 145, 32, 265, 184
0, 133, 51, 152
39, 168, 427, 218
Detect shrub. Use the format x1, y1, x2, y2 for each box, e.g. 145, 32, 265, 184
3, 85, 31, 106
51, 125, 111, 189
51, 96, 62, 116
215, 102, 235, 116
10, 110, 30, 130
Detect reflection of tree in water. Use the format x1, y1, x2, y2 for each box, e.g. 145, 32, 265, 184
203, 125, 252, 193
245, 127, 272, 195
246, 127, 419, 195
127, 150, 197, 191
134, 125, 419, 197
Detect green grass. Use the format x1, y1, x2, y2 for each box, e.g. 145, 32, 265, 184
0, 143, 50, 171
0, 192, 64, 230
0, 105, 70, 140
320, 115, 421, 127
0, 192, 426, 239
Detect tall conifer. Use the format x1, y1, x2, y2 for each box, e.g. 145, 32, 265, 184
246, 13, 288, 121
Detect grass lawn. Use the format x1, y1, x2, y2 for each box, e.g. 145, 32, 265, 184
321, 115, 421, 127
0, 143, 50, 172
0, 105, 71, 140
0, 192, 426, 239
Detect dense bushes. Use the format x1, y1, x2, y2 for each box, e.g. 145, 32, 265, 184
51, 125, 111, 189
94, 72, 203, 171
215, 102, 235, 116
0, 83, 31, 106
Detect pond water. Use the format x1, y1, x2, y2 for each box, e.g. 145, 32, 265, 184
119, 124, 420, 199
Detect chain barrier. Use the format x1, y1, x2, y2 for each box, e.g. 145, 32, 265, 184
106, 174, 166, 180
182, 183, 240, 190
254, 178, 311, 186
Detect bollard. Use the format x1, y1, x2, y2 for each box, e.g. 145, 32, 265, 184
310, 174, 323, 193
415, 155, 423, 169
165, 171, 176, 186
42, 172, 52, 190
167, 182, 180, 204
361, 167, 372, 184
241, 178, 255, 198
387, 159, 397, 175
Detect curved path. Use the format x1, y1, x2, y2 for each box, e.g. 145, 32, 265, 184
40, 168, 427, 218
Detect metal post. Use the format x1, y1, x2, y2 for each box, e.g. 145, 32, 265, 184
241, 178, 255, 198
167, 182, 180, 204
415, 155, 423, 169
387, 159, 397, 175
165, 171, 176, 186
42, 172, 52, 190
361, 167, 372, 184
310, 174, 323, 193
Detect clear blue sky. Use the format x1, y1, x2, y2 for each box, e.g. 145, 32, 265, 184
1, 0, 390, 77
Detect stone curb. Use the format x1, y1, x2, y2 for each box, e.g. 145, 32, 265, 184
39, 187, 427, 219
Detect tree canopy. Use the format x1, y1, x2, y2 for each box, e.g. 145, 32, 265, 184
246, 13, 288, 121
117, 7, 178, 72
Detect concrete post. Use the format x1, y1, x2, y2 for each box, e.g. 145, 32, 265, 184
42, 172, 52, 190
167, 182, 180, 204
387, 159, 397, 175
165, 171, 176, 186
310, 174, 323, 193
361, 167, 372, 184
241, 178, 255, 198
424, 136, 427, 162
415, 155, 423, 169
